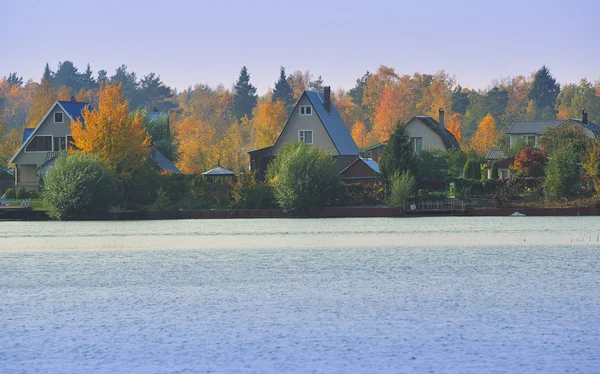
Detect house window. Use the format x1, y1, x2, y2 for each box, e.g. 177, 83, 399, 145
299, 105, 312, 116
25, 135, 52, 152
411, 137, 423, 153
299, 130, 313, 144
523, 135, 536, 147
54, 112, 64, 123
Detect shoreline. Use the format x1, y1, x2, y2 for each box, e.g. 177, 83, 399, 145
1, 206, 598, 221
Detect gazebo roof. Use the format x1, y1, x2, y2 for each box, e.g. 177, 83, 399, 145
202, 167, 235, 176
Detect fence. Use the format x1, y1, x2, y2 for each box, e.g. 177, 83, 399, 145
403, 200, 466, 212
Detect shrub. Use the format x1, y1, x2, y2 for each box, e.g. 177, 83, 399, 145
4, 188, 15, 199
232, 173, 276, 209
462, 159, 481, 180
43, 153, 119, 220
490, 161, 499, 179
543, 145, 580, 202
339, 183, 382, 206
16, 188, 29, 199
511, 147, 548, 177
387, 172, 415, 207
379, 123, 415, 184
267, 141, 341, 212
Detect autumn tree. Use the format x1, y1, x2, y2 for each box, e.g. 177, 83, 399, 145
232, 66, 258, 120
25, 78, 57, 128
447, 113, 465, 147
555, 79, 600, 123
253, 100, 287, 149
71, 82, 151, 179
57, 85, 72, 101
288, 70, 312, 100
350, 121, 368, 148
583, 139, 600, 193
176, 116, 216, 173
272, 67, 294, 110
511, 147, 548, 177
469, 113, 501, 156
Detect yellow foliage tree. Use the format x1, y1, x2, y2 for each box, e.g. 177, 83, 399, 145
71, 82, 151, 178
350, 121, 368, 148
25, 78, 57, 128
252, 100, 287, 149
57, 85, 72, 101
175, 116, 216, 173
447, 113, 465, 148
470, 113, 501, 156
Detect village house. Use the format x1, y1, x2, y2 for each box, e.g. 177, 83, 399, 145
506, 110, 600, 148
486, 149, 512, 179
10, 99, 179, 189
401, 109, 461, 153
249, 87, 380, 185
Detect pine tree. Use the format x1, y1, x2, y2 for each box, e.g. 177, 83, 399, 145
379, 122, 415, 183
232, 66, 258, 120
97, 70, 108, 85
7, 73, 23, 87
139, 72, 173, 110
53, 61, 82, 91
272, 66, 294, 110
43, 63, 54, 82
348, 71, 371, 107
528, 65, 560, 111
79, 63, 97, 90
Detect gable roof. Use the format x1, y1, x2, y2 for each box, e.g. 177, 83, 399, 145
507, 118, 600, 136
202, 166, 235, 176
270, 90, 359, 156
486, 149, 506, 160
411, 116, 460, 150
360, 158, 380, 174
360, 142, 386, 152
147, 147, 181, 173
10, 100, 89, 164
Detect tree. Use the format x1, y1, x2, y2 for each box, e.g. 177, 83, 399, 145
97, 70, 108, 85
288, 70, 312, 100
79, 63, 97, 90
252, 100, 287, 149
266, 141, 341, 212
543, 144, 580, 201
414, 150, 449, 180
309, 75, 324, 91
451, 85, 469, 114
110, 65, 139, 108
272, 67, 294, 110
139, 72, 173, 110
43, 153, 118, 220
539, 125, 592, 158
387, 171, 415, 207
582, 139, 600, 193
232, 66, 258, 120
7, 73, 23, 87
447, 113, 465, 147
470, 113, 501, 157
348, 71, 371, 107
528, 65, 560, 114
25, 78, 57, 128
57, 85, 72, 101
144, 112, 177, 162
175, 116, 216, 174
350, 121, 368, 148
71, 82, 151, 179
379, 123, 415, 183
42, 63, 54, 82
511, 147, 548, 177
53, 60, 82, 91
555, 79, 600, 124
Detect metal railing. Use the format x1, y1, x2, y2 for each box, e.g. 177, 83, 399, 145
403, 200, 466, 212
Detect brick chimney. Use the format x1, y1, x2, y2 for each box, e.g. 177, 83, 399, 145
582, 109, 588, 124
439, 108, 445, 129
324, 86, 331, 113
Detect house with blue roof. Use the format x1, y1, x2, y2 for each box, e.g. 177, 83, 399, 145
10, 100, 180, 189
249, 87, 380, 184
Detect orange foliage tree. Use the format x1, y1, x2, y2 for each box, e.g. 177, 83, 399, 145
176, 116, 216, 173
253, 100, 287, 149
446, 113, 465, 147
350, 121, 368, 148
25, 78, 57, 128
71, 82, 150, 178
470, 113, 501, 156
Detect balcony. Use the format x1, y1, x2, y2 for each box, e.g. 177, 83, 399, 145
46, 151, 59, 162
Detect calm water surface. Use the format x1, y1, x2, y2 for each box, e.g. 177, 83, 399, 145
1, 217, 599, 373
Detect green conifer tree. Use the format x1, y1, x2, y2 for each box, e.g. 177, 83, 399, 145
379, 122, 415, 184
272, 66, 294, 110
528, 65, 560, 113
232, 66, 258, 119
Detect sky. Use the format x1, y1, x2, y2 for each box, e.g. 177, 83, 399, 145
1, 0, 599, 94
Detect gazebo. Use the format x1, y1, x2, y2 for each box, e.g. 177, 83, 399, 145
202, 167, 236, 182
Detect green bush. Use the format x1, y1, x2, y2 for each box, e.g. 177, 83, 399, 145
462, 159, 481, 180
490, 161, 499, 179
339, 183, 382, 206
267, 141, 341, 212
387, 172, 415, 207
4, 188, 15, 199
543, 145, 580, 202
232, 173, 276, 209
16, 188, 29, 199
43, 153, 119, 220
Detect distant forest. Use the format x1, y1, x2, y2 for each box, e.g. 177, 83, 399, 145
1, 61, 599, 172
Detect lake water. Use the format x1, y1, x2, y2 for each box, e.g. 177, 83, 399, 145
1, 217, 599, 373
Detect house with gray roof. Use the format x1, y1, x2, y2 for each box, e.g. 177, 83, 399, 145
506, 110, 599, 148
249, 87, 379, 183
403, 110, 460, 152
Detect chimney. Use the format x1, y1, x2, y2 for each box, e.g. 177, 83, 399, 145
70, 96, 76, 102
439, 108, 445, 129
324, 86, 331, 113
582, 109, 588, 124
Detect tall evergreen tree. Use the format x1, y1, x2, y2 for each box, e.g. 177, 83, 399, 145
379, 122, 415, 183
528, 65, 560, 112
348, 71, 371, 106
451, 85, 470, 114
272, 66, 294, 110
232, 66, 258, 119
79, 63, 97, 90
97, 70, 108, 85
110, 65, 139, 107
7, 73, 23, 87
139, 72, 173, 110
43, 63, 54, 82
53, 61, 82, 91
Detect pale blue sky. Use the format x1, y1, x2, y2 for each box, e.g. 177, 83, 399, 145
1, 0, 598, 94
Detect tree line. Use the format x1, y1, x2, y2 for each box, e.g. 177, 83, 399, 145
1, 61, 599, 172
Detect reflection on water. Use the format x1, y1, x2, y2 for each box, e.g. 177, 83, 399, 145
1, 217, 599, 373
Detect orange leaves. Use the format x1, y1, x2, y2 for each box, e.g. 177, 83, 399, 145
71, 82, 150, 178
469, 113, 502, 156
447, 113, 465, 148
175, 116, 216, 174
373, 86, 403, 142
350, 122, 368, 148
252, 100, 287, 149
25, 78, 57, 128
57, 85, 72, 101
